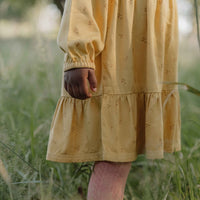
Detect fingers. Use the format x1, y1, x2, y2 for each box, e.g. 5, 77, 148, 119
64, 68, 96, 100
79, 78, 91, 99
65, 79, 91, 100
68, 84, 75, 98
88, 69, 97, 92
71, 84, 79, 98
70, 83, 91, 100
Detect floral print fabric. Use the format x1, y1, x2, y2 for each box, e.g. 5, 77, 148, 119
46, 0, 181, 163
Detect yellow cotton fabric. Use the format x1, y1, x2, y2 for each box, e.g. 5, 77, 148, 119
46, 0, 181, 163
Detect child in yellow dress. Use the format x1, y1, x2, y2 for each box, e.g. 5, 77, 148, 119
46, 0, 181, 199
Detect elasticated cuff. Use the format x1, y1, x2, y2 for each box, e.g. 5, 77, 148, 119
63, 54, 96, 72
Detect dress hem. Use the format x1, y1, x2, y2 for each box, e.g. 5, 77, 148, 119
46, 147, 181, 163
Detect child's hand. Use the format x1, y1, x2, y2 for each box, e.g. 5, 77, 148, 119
64, 68, 97, 100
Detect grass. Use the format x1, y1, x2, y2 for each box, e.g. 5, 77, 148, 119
0, 33, 200, 199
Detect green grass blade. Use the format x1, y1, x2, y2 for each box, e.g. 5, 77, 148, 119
194, 0, 200, 51
162, 81, 200, 96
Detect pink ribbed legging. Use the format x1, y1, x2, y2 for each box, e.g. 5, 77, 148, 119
87, 161, 132, 200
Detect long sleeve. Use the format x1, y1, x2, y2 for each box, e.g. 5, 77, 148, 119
57, 0, 109, 72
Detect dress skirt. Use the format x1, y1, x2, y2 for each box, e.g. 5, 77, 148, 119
46, 0, 181, 163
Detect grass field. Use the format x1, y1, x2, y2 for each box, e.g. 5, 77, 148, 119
0, 34, 200, 200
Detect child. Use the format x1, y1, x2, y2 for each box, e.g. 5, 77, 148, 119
46, 0, 181, 199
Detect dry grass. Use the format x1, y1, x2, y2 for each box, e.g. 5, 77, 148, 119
0, 158, 11, 184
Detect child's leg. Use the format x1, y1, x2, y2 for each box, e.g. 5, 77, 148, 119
87, 161, 132, 200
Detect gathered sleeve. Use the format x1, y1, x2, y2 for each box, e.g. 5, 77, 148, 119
57, 0, 109, 72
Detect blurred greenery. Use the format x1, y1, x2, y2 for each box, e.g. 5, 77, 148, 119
0, 0, 64, 19
0, 0, 38, 19
0, 0, 200, 199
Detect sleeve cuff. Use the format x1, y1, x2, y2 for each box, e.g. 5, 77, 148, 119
63, 54, 96, 72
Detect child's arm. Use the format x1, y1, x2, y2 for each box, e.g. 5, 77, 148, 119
57, 0, 109, 72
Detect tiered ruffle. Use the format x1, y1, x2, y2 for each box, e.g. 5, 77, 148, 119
46, 89, 181, 163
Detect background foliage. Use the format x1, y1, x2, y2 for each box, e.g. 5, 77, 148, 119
0, 0, 200, 199
0, 0, 65, 19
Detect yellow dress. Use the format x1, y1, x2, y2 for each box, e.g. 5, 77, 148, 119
46, 0, 181, 163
